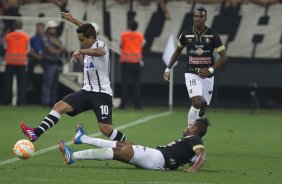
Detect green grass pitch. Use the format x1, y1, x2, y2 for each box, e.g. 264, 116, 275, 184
0, 105, 281, 184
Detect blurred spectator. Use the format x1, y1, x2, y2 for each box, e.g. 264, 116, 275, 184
250, 82, 259, 114
116, 0, 128, 4
1, 20, 30, 106
0, 2, 5, 15
138, 0, 150, 6
158, 0, 192, 20
41, 20, 66, 107
249, 0, 281, 6
50, 0, 68, 11
113, 0, 151, 5
2, 0, 21, 33
224, 0, 244, 8
22, 0, 41, 3
27, 22, 45, 92
119, 20, 144, 110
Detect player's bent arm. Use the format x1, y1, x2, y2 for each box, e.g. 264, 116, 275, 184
167, 46, 183, 69
79, 48, 105, 57
163, 46, 183, 82
186, 148, 206, 173
211, 49, 227, 71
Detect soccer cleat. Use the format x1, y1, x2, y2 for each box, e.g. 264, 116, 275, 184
20, 122, 38, 142
73, 123, 86, 144
59, 139, 75, 165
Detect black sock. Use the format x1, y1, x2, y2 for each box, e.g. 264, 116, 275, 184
34, 110, 61, 137
108, 129, 126, 141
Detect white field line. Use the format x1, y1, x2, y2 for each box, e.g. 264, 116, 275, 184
0, 111, 172, 166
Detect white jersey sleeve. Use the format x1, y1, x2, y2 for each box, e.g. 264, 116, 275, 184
81, 40, 113, 96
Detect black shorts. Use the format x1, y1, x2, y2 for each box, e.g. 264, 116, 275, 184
62, 90, 113, 124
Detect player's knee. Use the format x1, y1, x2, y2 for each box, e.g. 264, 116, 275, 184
53, 101, 72, 114
191, 97, 202, 109
99, 124, 112, 136
191, 101, 201, 109
199, 107, 206, 117
199, 103, 207, 117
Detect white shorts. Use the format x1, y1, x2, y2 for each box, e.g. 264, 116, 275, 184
129, 145, 165, 170
185, 73, 214, 105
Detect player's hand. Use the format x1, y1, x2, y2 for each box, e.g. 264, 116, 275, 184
62, 12, 73, 21
72, 50, 81, 58
163, 70, 170, 83
71, 50, 83, 63
184, 168, 197, 173
199, 68, 212, 79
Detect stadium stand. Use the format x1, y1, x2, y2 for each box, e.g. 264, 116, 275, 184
0, 0, 281, 108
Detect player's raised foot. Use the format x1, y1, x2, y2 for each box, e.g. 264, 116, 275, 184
20, 122, 38, 142
59, 139, 75, 165
73, 123, 86, 144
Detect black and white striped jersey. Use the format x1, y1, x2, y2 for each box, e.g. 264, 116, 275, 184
81, 40, 112, 96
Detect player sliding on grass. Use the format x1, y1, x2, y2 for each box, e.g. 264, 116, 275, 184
20, 13, 126, 142
59, 118, 209, 173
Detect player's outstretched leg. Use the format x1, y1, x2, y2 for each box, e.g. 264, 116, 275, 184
73, 123, 117, 148
20, 122, 38, 142
59, 139, 75, 165
73, 123, 86, 144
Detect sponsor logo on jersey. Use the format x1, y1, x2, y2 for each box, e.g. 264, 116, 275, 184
196, 48, 204, 55
189, 56, 212, 64
85, 62, 95, 69
195, 45, 204, 48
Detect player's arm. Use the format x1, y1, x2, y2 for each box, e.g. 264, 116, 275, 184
199, 48, 227, 78
72, 48, 105, 59
62, 12, 84, 27
163, 45, 183, 82
185, 147, 206, 173
211, 49, 227, 71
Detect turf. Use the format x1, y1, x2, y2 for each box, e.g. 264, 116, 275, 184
0, 105, 281, 184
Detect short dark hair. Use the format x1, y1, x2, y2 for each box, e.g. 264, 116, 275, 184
76, 23, 96, 39
36, 22, 45, 28
13, 20, 23, 30
128, 20, 138, 31
195, 7, 207, 16
195, 117, 210, 137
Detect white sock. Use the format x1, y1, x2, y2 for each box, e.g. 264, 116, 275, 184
50, 110, 61, 119
73, 148, 114, 160
188, 106, 200, 126
81, 135, 117, 148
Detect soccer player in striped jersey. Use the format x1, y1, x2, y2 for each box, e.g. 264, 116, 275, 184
20, 13, 126, 142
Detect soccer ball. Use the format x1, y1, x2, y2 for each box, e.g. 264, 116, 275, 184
13, 139, 35, 159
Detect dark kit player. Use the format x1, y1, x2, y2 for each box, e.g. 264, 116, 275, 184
59, 118, 209, 173
163, 7, 227, 126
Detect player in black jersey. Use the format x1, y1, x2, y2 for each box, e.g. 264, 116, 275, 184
163, 7, 227, 126
59, 118, 209, 173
